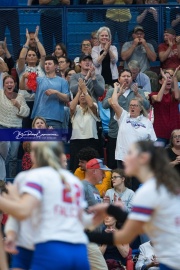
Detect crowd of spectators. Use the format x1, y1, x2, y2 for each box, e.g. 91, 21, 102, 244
0, 1, 180, 268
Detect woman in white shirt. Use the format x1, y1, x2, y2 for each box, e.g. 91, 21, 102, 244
91, 26, 118, 87
69, 78, 100, 172
0, 75, 30, 178
110, 82, 156, 169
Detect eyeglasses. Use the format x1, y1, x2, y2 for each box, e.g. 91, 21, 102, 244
173, 135, 180, 139
111, 176, 122, 180
82, 44, 91, 47
129, 104, 139, 108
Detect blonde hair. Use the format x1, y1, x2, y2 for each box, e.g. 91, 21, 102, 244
32, 116, 48, 128
97, 26, 112, 41
32, 142, 70, 188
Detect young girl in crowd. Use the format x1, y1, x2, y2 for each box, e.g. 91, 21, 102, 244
104, 169, 134, 212
88, 140, 180, 270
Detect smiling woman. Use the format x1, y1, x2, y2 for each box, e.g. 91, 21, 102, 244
0, 75, 30, 177
69, 78, 100, 172
149, 68, 180, 146
166, 129, 180, 176
110, 82, 157, 169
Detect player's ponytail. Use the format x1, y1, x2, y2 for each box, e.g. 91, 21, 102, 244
135, 140, 180, 195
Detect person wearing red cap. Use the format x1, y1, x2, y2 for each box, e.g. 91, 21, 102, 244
83, 158, 111, 270
158, 28, 180, 71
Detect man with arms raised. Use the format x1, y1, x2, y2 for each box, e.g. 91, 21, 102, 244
20, 55, 69, 129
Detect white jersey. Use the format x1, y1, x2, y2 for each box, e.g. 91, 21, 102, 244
19, 167, 88, 245
129, 177, 180, 269
114, 110, 157, 161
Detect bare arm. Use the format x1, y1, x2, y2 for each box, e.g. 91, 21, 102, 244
159, 39, 173, 62
136, 9, 148, 24
70, 89, 81, 117
110, 82, 126, 119
3, 37, 12, 59
0, 193, 39, 221
45, 89, 69, 102
114, 219, 144, 245
116, 243, 129, 258
19, 72, 30, 90
99, 244, 107, 255
0, 229, 8, 270
109, 45, 118, 64
79, 78, 98, 116
171, 17, 180, 28
34, 26, 46, 68
151, 69, 167, 103
17, 28, 30, 73
172, 65, 180, 100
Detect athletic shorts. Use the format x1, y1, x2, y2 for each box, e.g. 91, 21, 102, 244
11, 246, 34, 269
31, 241, 90, 270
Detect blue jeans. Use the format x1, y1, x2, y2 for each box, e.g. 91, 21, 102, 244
32, 241, 90, 270
0, 125, 20, 178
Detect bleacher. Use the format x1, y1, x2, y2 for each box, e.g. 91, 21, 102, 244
1, 1, 179, 179
3, 2, 179, 62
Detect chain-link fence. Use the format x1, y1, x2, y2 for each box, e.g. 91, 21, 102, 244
0, 4, 179, 61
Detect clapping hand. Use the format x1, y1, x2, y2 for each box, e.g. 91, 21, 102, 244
167, 37, 173, 48
26, 28, 30, 40
131, 83, 138, 96
104, 40, 111, 52
114, 82, 127, 97
173, 65, 180, 79
34, 25, 39, 40
78, 78, 87, 93
89, 66, 96, 79
160, 68, 168, 80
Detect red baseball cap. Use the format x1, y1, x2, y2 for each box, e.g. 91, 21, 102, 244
86, 158, 111, 171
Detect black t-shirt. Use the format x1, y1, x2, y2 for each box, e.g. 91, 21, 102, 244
166, 147, 180, 176
100, 50, 113, 86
